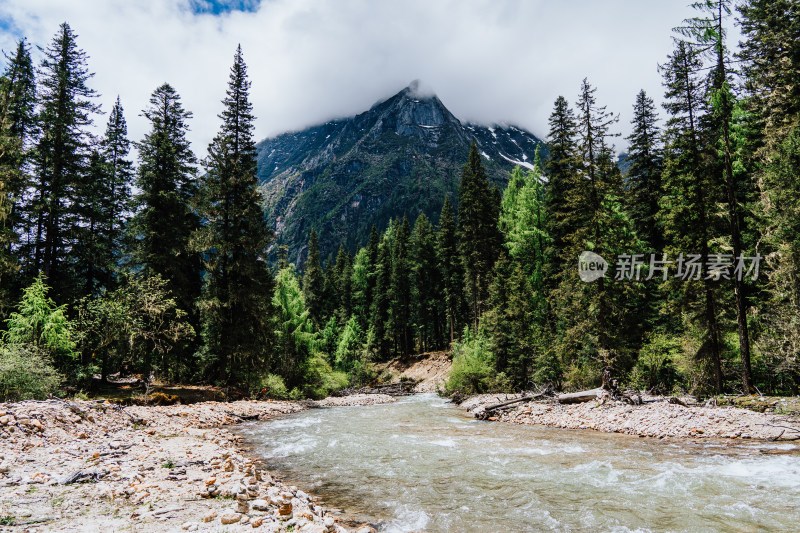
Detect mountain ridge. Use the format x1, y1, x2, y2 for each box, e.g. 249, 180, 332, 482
256, 82, 545, 263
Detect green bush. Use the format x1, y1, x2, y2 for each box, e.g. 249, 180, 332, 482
3, 274, 77, 364
0, 344, 62, 401
628, 333, 683, 393
299, 353, 349, 399
445, 329, 505, 396
256, 373, 289, 400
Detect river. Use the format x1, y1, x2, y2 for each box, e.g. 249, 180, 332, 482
239, 394, 800, 532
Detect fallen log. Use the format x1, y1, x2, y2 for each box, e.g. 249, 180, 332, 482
483, 393, 546, 412
557, 387, 604, 404
60, 469, 106, 485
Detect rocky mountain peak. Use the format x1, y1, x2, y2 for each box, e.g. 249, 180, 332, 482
256, 83, 545, 262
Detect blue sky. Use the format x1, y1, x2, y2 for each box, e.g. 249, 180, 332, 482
0, 1, 741, 156
189, 0, 260, 15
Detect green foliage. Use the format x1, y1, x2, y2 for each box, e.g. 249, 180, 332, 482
77, 274, 194, 381
194, 46, 274, 386
256, 373, 289, 400
458, 143, 501, 330
4, 274, 77, 363
272, 267, 317, 389
628, 333, 683, 393
0, 344, 62, 401
335, 316, 364, 371
445, 328, 508, 396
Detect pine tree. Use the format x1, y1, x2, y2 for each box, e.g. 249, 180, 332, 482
0, 39, 36, 314
370, 231, 393, 359
625, 90, 663, 251
390, 216, 412, 356
659, 41, 725, 393
100, 97, 134, 280
544, 96, 579, 280
350, 246, 372, 330
737, 0, 800, 151
437, 196, 463, 344
458, 142, 501, 330
676, 0, 755, 391
32, 23, 100, 300
129, 83, 200, 377
333, 245, 352, 325
195, 46, 274, 386
410, 213, 442, 351
72, 98, 133, 296
302, 228, 324, 325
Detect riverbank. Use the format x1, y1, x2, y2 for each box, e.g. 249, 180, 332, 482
0, 394, 394, 532
460, 393, 800, 441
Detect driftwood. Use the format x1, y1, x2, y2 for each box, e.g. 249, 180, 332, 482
475, 386, 557, 420
60, 469, 106, 485
557, 387, 604, 404
226, 412, 260, 421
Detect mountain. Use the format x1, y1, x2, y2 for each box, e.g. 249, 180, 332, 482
256, 81, 544, 263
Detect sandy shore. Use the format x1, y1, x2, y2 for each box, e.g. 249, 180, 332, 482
461, 393, 800, 441
0, 394, 394, 532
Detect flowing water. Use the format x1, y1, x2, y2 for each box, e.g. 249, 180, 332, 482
239, 394, 800, 532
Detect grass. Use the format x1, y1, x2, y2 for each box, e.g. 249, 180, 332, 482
0, 515, 15, 525
161, 458, 175, 469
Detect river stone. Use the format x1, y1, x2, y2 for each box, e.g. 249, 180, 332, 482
252, 499, 270, 511
220, 512, 242, 525
278, 503, 292, 516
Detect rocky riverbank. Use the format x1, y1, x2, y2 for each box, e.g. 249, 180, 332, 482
0, 395, 394, 532
461, 393, 800, 441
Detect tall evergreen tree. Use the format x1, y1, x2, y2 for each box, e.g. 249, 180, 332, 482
458, 142, 501, 330
437, 196, 463, 344
676, 0, 755, 391
129, 83, 200, 377
302, 228, 324, 325
72, 98, 133, 296
333, 244, 352, 325
195, 46, 274, 386
659, 41, 725, 393
625, 90, 663, 251
410, 213, 442, 351
737, 0, 800, 151
32, 23, 100, 300
390, 216, 412, 356
544, 96, 579, 281
370, 231, 393, 359
0, 39, 36, 314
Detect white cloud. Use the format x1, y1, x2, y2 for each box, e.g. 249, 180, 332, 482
0, 0, 737, 156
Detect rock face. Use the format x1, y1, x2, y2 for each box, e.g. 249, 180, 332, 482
256, 81, 544, 263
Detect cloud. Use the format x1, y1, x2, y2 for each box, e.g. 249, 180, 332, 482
0, 0, 737, 156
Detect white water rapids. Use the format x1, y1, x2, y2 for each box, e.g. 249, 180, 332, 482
239, 394, 800, 532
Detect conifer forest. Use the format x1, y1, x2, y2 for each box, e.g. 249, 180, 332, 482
1, 0, 799, 402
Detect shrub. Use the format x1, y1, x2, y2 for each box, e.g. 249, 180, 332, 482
628, 333, 683, 393
3, 274, 77, 364
445, 329, 501, 396
257, 374, 288, 400
301, 353, 349, 399
0, 344, 62, 401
